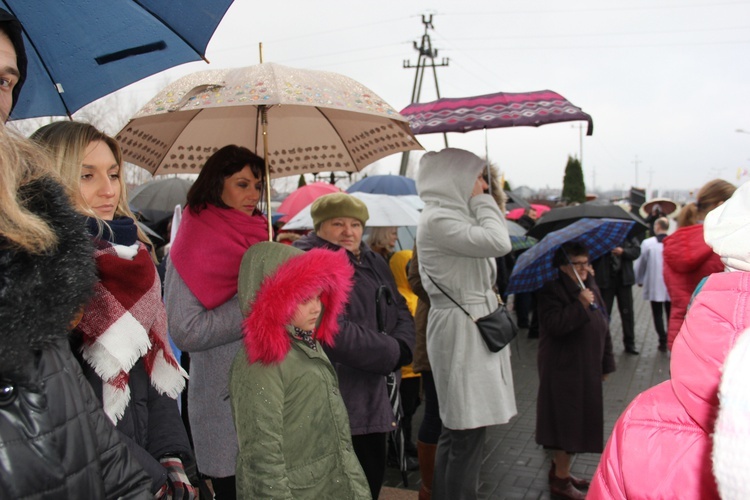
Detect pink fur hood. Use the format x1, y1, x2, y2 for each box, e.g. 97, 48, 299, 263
241, 244, 354, 365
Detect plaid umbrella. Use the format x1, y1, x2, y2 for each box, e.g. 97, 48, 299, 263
506, 218, 634, 295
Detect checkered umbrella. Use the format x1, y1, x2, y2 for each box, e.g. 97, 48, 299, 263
506, 218, 635, 295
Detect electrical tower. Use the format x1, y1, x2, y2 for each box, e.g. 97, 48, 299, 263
399, 14, 449, 176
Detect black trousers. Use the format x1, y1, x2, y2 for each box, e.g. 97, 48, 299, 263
601, 282, 636, 348
352, 432, 387, 499
210, 475, 236, 500
400, 376, 421, 451
417, 371, 443, 445
650, 301, 671, 346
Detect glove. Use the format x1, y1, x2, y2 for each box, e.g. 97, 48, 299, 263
159, 456, 196, 500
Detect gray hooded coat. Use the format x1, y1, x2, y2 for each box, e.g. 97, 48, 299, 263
416, 148, 517, 429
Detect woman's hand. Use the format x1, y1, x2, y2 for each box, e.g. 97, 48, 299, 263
471, 173, 488, 197
578, 288, 595, 307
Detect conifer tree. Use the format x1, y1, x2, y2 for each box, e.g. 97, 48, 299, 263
562, 155, 586, 204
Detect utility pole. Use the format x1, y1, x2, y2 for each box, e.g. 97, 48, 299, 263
399, 14, 449, 176
632, 156, 642, 187
646, 166, 655, 200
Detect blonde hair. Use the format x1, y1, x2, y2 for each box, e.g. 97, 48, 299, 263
367, 226, 398, 257
481, 161, 509, 213
31, 121, 154, 251
0, 126, 59, 254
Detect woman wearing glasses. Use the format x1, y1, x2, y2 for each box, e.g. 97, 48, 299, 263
535, 241, 616, 500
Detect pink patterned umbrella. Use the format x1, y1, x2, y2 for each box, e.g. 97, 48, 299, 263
400, 90, 593, 136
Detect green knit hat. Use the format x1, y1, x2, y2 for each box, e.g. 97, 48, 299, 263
311, 193, 369, 231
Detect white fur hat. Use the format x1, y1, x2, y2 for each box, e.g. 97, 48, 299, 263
704, 182, 750, 272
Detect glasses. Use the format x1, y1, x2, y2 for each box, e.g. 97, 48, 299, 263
570, 261, 590, 269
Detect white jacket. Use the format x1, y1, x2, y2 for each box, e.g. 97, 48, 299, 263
416, 148, 516, 429
635, 236, 670, 302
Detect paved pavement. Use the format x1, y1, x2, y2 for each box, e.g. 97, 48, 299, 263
384, 290, 671, 499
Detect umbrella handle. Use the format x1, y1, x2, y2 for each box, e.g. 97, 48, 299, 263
375, 285, 393, 332
563, 251, 598, 311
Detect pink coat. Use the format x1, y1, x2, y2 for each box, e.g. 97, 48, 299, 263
588, 271, 750, 500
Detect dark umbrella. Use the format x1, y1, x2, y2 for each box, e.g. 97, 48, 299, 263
5, 0, 233, 120
376, 285, 408, 486
507, 218, 635, 295
527, 204, 647, 240
129, 177, 193, 216
506, 220, 538, 252
505, 191, 531, 212
347, 175, 417, 196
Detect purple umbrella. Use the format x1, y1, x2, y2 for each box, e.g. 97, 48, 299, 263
400, 90, 593, 136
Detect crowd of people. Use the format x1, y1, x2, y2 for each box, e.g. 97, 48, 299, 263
2, 6, 750, 500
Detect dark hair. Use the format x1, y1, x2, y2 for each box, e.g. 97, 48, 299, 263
553, 241, 588, 268
0, 9, 28, 115
186, 145, 265, 212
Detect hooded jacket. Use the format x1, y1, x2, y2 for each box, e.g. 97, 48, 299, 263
229, 242, 370, 499
662, 224, 723, 349
0, 178, 151, 499
416, 148, 516, 430
590, 187, 750, 499
292, 233, 415, 435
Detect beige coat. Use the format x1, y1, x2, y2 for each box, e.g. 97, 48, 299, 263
416, 148, 516, 430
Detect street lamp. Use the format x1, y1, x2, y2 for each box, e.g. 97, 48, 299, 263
737, 129, 750, 135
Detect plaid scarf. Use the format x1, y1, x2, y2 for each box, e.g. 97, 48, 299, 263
76, 239, 187, 424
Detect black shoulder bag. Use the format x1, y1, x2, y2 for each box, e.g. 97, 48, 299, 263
425, 273, 518, 353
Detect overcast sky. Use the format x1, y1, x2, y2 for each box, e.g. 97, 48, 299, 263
73, 1, 750, 195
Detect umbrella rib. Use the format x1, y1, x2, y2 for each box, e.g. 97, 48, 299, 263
131, 0, 213, 63
314, 106, 358, 170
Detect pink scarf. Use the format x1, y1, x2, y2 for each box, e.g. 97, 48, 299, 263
77, 241, 187, 424
170, 204, 268, 309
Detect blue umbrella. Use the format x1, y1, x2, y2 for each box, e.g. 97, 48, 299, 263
506, 218, 634, 295
347, 175, 417, 196
5, 0, 233, 119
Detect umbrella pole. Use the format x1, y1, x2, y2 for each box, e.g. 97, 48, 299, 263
484, 127, 492, 196
261, 105, 273, 241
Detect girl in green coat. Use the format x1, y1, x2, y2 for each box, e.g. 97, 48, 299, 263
230, 242, 371, 499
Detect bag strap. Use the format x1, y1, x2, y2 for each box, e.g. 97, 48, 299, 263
423, 269, 475, 321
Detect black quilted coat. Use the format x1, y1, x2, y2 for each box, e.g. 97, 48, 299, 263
0, 178, 151, 499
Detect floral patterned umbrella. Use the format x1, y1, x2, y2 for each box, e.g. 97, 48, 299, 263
116, 63, 422, 177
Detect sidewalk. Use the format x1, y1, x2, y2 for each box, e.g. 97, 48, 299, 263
383, 291, 671, 499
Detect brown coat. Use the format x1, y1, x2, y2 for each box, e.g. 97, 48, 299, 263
407, 243, 431, 373
535, 271, 615, 453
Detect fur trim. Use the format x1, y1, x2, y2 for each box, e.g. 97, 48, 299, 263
0, 178, 96, 379
243, 248, 354, 365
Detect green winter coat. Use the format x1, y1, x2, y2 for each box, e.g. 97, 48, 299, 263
229, 242, 370, 499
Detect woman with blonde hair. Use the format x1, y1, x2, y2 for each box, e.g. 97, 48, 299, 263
0, 126, 152, 498
32, 121, 194, 499
368, 226, 398, 261
32, 121, 155, 253
662, 178, 736, 350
